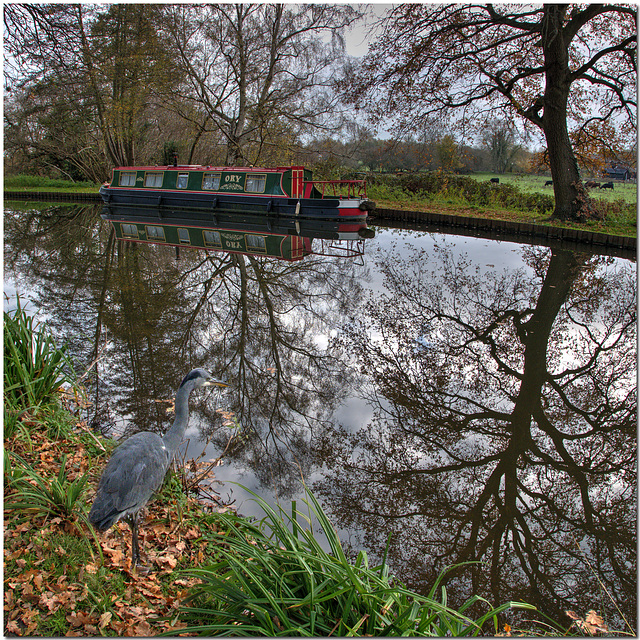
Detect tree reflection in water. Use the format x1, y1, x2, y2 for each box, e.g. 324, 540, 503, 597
315, 240, 636, 629
4, 203, 367, 500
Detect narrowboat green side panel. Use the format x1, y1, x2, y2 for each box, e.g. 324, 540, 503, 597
111, 168, 291, 196
111, 167, 325, 198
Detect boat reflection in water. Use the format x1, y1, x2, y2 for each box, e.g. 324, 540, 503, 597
101, 204, 374, 262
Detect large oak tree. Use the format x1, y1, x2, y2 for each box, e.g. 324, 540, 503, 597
344, 4, 637, 221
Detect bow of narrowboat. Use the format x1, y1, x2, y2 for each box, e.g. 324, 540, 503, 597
99, 165, 375, 221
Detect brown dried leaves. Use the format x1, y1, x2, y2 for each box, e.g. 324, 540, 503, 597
566, 609, 609, 636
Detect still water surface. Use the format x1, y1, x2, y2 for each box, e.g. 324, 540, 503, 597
4, 202, 637, 630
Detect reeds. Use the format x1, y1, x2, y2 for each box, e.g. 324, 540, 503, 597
178, 486, 534, 636
4, 296, 75, 410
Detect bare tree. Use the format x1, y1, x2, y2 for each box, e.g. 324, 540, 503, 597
164, 4, 360, 166
483, 120, 521, 174
4, 4, 177, 175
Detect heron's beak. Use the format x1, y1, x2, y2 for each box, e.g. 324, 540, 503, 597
206, 377, 229, 388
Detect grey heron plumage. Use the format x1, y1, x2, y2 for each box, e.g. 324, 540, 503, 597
89, 368, 228, 569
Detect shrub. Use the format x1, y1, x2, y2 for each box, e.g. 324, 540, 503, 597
4, 174, 99, 190
367, 172, 556, 215
590, 197, 636, 232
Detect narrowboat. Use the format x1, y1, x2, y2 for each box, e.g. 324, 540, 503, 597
99, 165, 375, 221
101, 204, 374, 262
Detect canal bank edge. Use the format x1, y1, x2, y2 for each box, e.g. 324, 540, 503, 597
371, 208, 636, 256
4, 191, 636, 256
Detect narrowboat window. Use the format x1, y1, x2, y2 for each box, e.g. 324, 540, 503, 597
203, 230, 222, 247
176, 173, 189, 189
146, 225, 166, 240
144, 172, 164, 188
245, 174, 267, 193
202, 173, 221, 190
119, 172, 137, 186
245, 234, 267, 252
121, 223, 138, 238
177, 228, 191, 244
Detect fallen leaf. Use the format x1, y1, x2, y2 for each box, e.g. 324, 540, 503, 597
66, 611, 95, 628
110, 619, 127, 634
132, 620, 153, 636
39, 592, 62, 612
103, 545, 125, 566
20, 608, 38, 625
585, 610, 608, 634
139, 583, 164, 600
6, 620, 21, 634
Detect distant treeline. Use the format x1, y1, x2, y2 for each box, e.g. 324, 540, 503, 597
297, 135, 533, 178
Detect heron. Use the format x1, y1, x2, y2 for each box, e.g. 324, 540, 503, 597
89, 368, 228, 569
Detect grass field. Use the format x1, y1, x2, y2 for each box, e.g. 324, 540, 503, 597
4, 174, 101, 193
471, 172, 638, 205
367, 170, 636, 237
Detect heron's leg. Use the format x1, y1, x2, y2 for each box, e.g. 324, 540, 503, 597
131, 515, 141, 567
124, 514, 140, 567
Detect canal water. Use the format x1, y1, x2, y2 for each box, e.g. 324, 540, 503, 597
4, 202, 637, 631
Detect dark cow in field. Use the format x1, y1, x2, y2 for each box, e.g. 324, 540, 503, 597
544, 180, 553, 186
600, 182, 614, 190
585, 181, 601, 189
490, 177, 499, 184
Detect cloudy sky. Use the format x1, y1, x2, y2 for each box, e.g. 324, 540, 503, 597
344, 4, 390, 58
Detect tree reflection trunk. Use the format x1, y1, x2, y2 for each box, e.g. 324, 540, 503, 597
506, 250, 583, 518
90, 227, 117, 363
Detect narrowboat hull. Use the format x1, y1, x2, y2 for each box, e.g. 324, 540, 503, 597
99, 165, 374, 222
99, 184, 369, 220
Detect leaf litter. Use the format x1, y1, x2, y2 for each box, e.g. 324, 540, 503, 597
5, 419, 234, 636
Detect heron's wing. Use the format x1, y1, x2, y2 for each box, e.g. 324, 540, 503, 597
90, 431, 170, 529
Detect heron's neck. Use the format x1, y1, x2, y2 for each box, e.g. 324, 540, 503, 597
163, 384, 191, 453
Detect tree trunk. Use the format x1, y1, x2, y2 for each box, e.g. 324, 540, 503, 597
225, 133, 247, 166
504, 248, 582, 519
542, 5, 593, 221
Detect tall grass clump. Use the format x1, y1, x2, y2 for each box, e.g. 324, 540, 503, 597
4, 296, 75, 410
177, 486, 534, 636
5, 452, 89, 524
